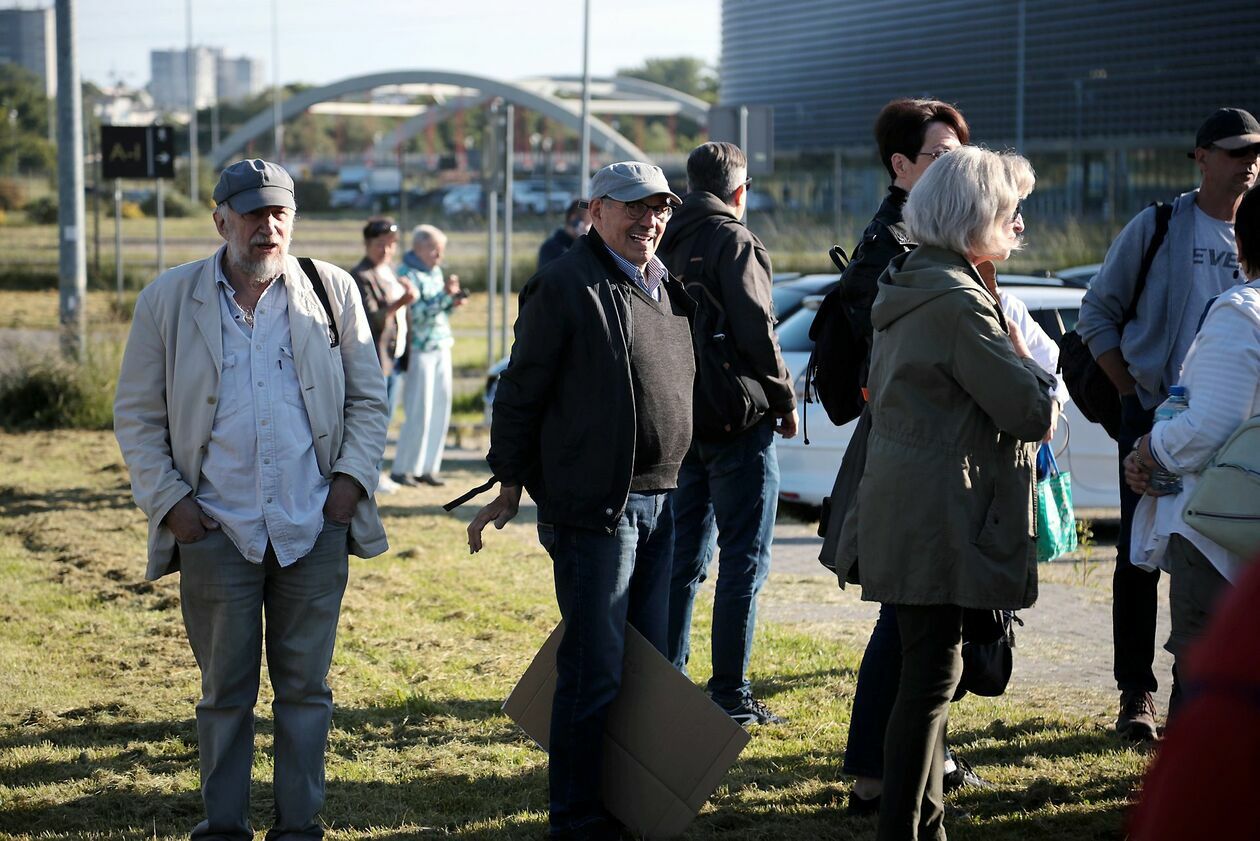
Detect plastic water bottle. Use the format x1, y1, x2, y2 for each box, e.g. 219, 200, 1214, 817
1149, 385, 1189, 494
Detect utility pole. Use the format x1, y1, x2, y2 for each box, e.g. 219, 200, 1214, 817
55, 0, 87, 361
272, 0, 283, 160
579, 0, 591, 198
186, 0, 198, 203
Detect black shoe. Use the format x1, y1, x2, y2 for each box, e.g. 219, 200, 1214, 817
718, 696, 785, 726
1116, 690, 1158, 742
847, 788, 880, 815
943, 749, 990, 792
389, 473, 420, 487
419, 473, 446, 486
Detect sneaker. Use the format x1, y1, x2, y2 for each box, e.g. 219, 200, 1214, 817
719, 696, 785, 726
943, 749, 991, 792
1116, 690, 1158, 741
377, 474, 400, 495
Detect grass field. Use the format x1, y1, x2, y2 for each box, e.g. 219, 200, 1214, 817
0, 431, 1153, 840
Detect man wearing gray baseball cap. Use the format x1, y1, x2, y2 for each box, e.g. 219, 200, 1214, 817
462, 161, 693, 839
114, 158, 389, 839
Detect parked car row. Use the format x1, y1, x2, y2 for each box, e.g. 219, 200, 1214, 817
482, 267, 1121, 516
771, 274, 1120, 513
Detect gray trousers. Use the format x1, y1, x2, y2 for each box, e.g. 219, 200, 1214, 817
178, 521, 349, 841
878, 604, 964, 841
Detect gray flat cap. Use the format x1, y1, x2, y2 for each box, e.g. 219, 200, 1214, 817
213, 159, 296, 214
588, 161, 681, 205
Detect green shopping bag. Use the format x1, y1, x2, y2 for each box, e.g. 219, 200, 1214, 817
1036, 444, 1078, 562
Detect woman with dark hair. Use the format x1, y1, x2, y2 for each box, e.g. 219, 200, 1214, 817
818, 98, 978, 814
836, 146, 1055, 841
1124, 183, 1260, 717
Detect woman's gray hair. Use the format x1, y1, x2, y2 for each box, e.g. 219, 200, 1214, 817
902, 146, 1035, 258
411, 223, 447, 248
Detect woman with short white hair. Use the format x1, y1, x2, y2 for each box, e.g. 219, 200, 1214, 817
836, 145, 1056, 841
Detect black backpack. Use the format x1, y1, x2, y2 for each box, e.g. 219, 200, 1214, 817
803, 246, 861, 431
1058, 201, 1172, 439
681, 217, 770, 441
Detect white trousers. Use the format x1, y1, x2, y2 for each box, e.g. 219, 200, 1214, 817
394, 347, 452, 478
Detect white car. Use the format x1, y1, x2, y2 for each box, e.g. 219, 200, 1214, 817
775, 278, 1120, 515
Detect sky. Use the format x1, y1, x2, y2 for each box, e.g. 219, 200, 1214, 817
72, 0, 722, 90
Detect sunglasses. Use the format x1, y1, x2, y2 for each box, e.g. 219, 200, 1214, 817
364, 221, 399, 239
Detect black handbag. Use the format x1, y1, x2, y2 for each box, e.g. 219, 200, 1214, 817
953, 609, 1023, 701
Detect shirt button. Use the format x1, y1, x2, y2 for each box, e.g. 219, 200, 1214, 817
261, 419, 268, 426
256, 344, 262, 350
265, 497, 272, 503
263, 458, 271, 464
257, 381, 264, 387
207, 396, 217, 405
605, 508, 614, 515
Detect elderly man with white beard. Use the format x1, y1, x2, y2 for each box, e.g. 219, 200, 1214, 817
114, 159, 388, 841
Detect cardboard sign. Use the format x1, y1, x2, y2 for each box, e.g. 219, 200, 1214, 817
503, 622, 751, 839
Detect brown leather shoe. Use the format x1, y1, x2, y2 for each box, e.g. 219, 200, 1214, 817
1116, 690, 1158, 741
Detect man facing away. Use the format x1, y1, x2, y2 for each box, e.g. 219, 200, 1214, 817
655, 141, 798, 725
466, 161, 694, 840
537, 199, 592, 270
1077, 107, 1260, 740
114, 158, 389, 839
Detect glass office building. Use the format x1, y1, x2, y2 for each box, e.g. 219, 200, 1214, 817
721, 0, 1260, 218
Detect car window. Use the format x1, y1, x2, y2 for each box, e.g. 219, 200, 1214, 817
772, 286, 810, 322
775, 308, 816, 353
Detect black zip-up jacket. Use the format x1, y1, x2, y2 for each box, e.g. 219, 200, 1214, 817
841, 185, 916, 382
486, 227, 695, 533
657, 191, 795, 414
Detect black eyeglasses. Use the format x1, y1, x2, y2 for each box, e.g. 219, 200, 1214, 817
1211, 143, 1260, 159
914, 149, 949, 161
606, 198, 675, 222
1009, 202, 1024, 224
364, 221, 398, 238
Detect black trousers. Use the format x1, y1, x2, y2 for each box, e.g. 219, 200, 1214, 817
1114, 394, 1160, 693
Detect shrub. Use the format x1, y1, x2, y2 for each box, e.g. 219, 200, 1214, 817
0, 178, 27, 211
294, 179, 332, 212
24, 195, 57, 224
0, 341, 121, 431
140, 190, 197, 218
120, 201, 145, 220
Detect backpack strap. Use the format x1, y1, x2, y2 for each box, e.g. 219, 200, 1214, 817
1121, 201, 1173, 326
297, 256, 341, 348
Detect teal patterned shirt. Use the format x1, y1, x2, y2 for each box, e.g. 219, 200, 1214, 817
398, 250, 456, 352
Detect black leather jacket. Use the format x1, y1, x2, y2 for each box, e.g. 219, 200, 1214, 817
841, 185, 915, 382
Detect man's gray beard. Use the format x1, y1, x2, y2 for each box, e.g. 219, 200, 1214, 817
227, 243, 288, 285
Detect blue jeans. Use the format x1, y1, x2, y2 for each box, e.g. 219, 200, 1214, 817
667, 417, 778, 707
843, 604, 901, 778
178, 522, 350, 841
541, 492, 673, 836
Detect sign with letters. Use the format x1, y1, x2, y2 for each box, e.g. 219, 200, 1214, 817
101, 125, 175, 180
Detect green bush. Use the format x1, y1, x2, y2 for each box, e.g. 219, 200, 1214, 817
295, 179, 332, 212
140, 190, 198, 218
0, 178, 27, 211
0, 342, 121, 431
24, 195, 57, 224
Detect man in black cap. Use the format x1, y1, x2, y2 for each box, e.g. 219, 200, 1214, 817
464, 161, 693, 840
114, 158, 389, 839
1078, 107, 1260, 741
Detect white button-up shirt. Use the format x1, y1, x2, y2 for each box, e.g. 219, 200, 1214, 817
195, 247, 329, 566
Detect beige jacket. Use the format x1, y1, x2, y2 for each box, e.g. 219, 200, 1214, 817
114, 252, 390, 581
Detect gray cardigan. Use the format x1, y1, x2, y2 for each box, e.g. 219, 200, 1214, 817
1077, 190, 1201, 410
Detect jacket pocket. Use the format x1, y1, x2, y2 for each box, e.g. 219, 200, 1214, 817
973, 490, 1027, 562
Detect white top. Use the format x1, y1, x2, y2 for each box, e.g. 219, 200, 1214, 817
1133, 278, 1260, 582
196, 246, 329, 566
1000, 290, 1069, 405
375, 263, 409, 358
